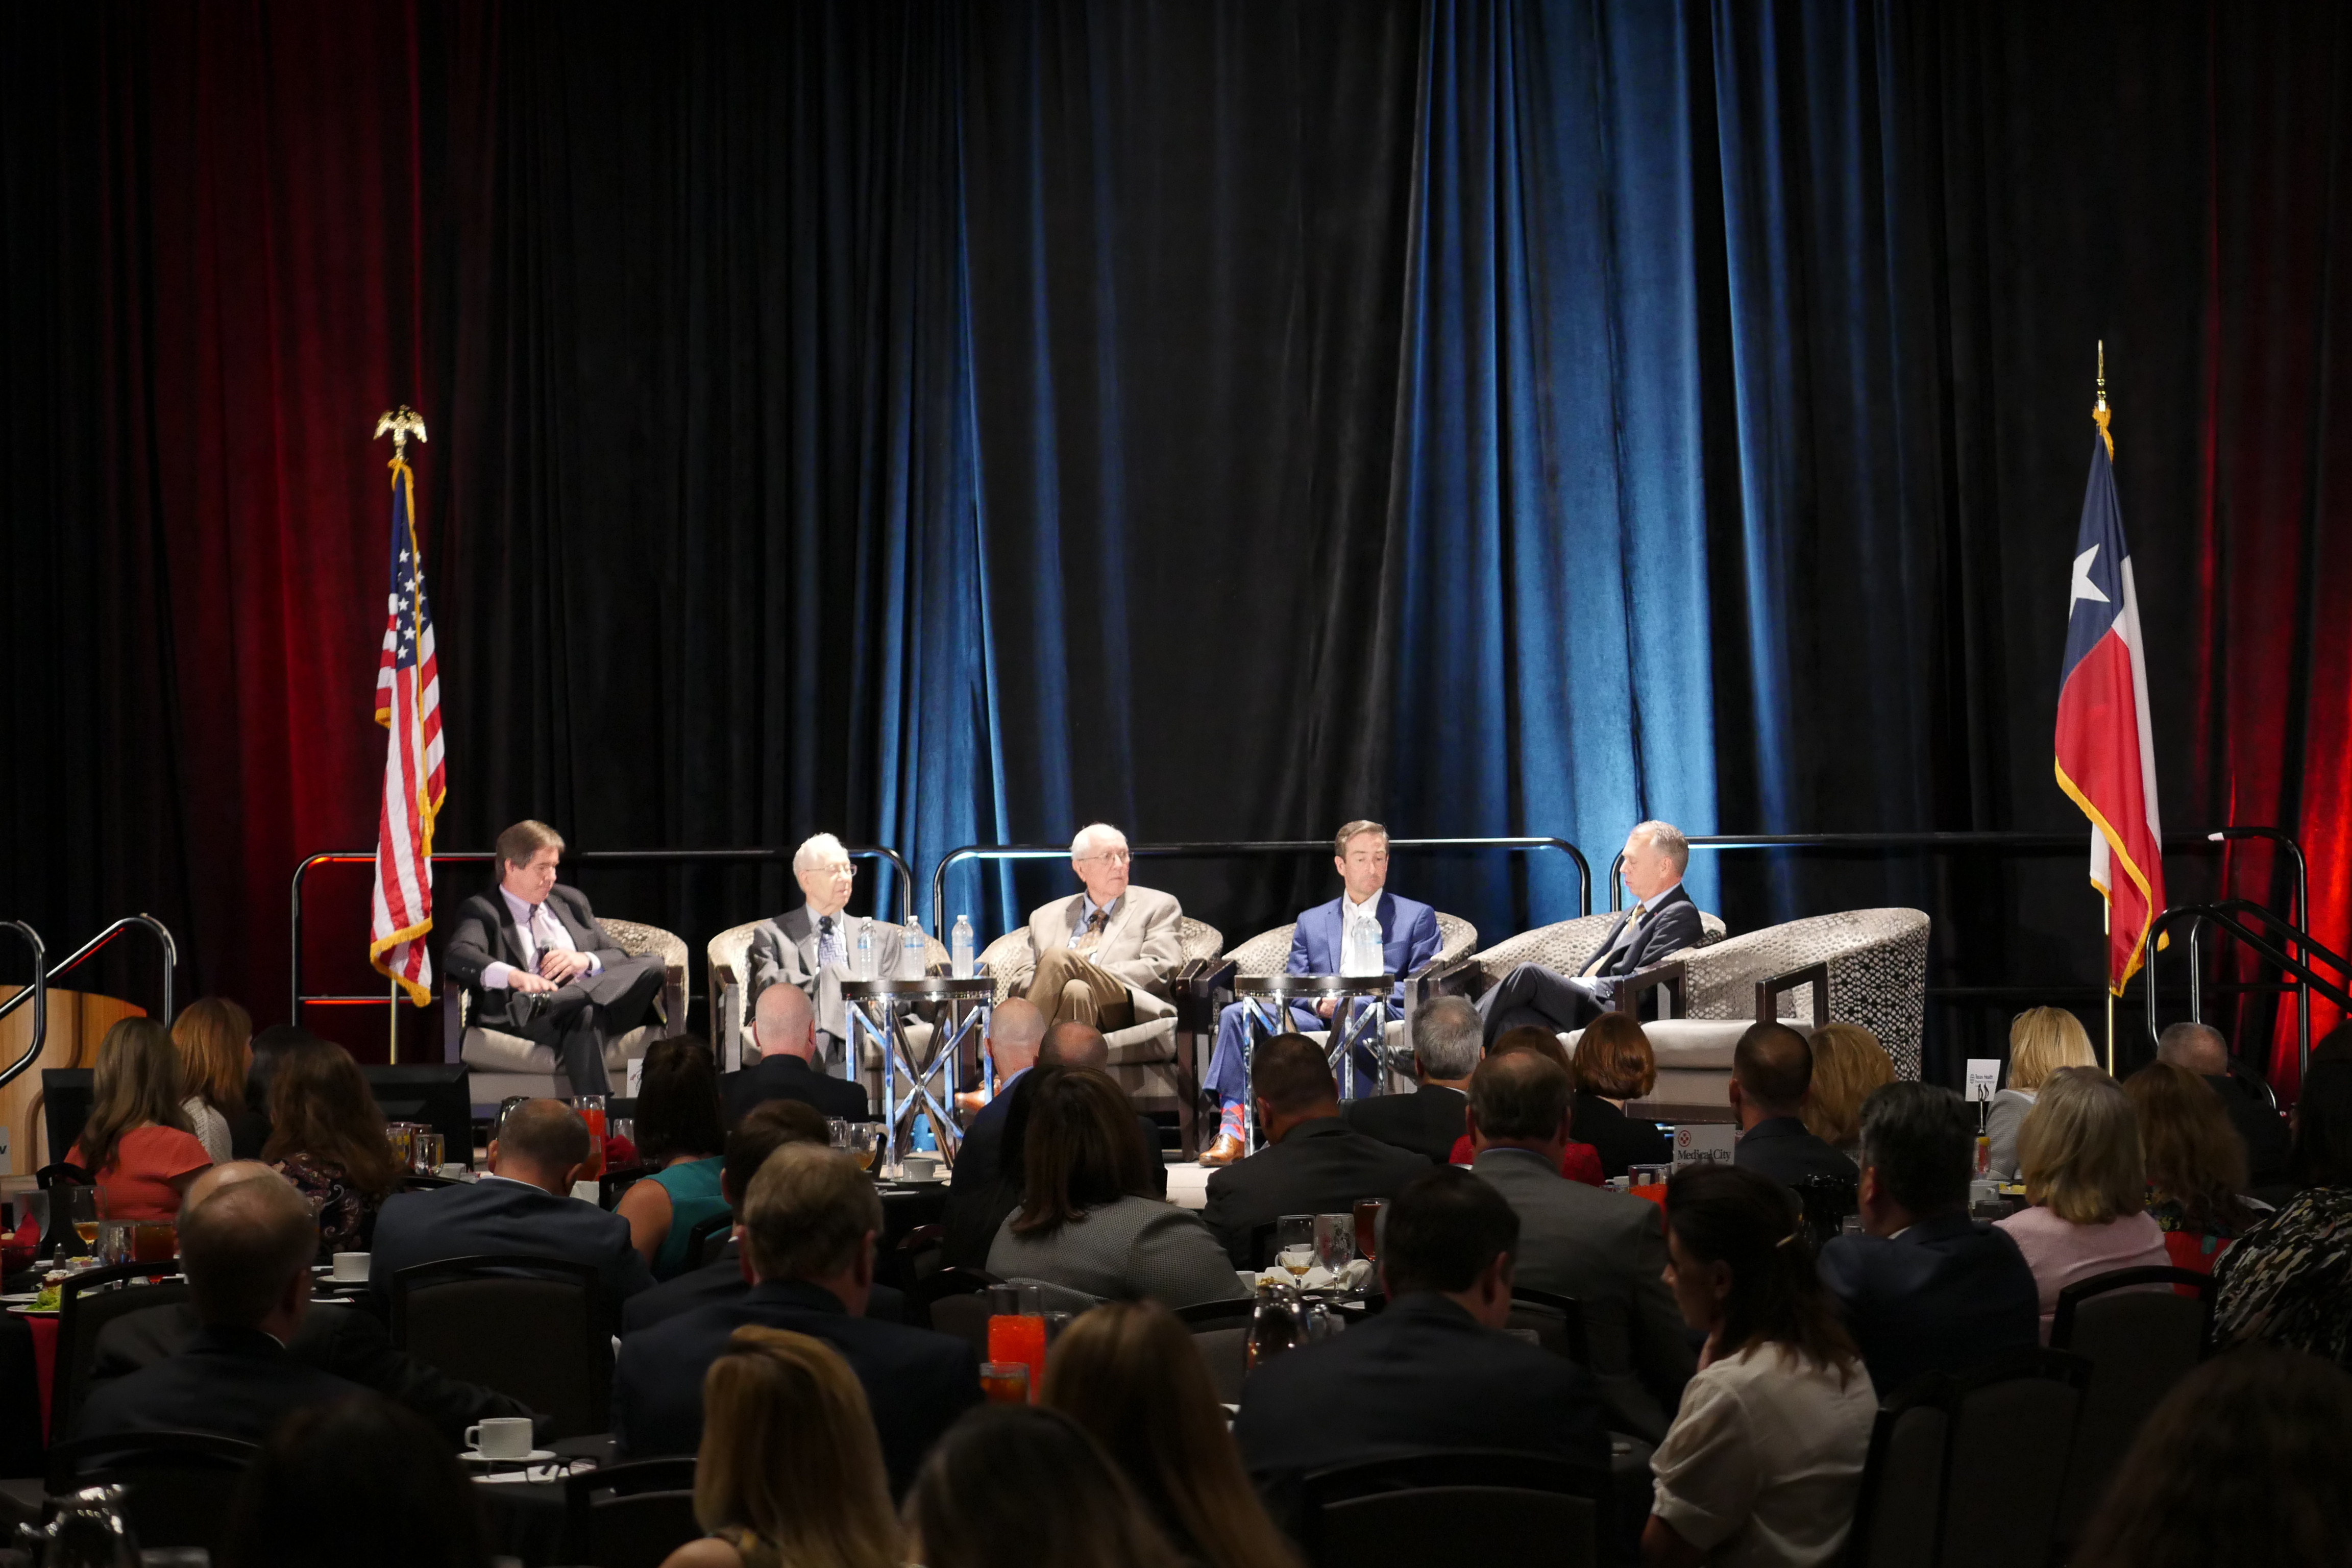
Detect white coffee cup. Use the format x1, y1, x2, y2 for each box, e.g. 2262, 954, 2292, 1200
330, 1253, 371, 1283
901, 1154, 940, 1181
465, 1416, 534, 1459
439, 1163, 470, 1179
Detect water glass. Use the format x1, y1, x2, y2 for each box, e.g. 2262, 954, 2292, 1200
1314, 1213, 1355, 1275
411, 1131, 446, 1174
1275, 1213, 1315, 1260
827, 1118, 851, 1149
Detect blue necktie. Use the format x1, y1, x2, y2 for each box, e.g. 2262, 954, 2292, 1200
817, 916, 845, 971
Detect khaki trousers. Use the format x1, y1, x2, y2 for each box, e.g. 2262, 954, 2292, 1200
1027, 947, 1136, 1032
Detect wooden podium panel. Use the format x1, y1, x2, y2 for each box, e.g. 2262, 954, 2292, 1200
0, 987, 147, 1174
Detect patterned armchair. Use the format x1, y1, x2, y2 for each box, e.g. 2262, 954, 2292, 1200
709, 917, 948, 1095
1468, 910, 1730, 991
444, 917, 690, 1105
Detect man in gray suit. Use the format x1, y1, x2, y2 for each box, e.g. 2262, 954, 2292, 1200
1467, 1049, 1693, 1440
1021, 823, 1186, 1033
747, 832, 913, 1075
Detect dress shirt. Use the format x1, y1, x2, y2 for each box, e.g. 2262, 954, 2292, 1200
1339, 890, 1385, 977
481, 885, 604, 990
1072, 892, 1119, 949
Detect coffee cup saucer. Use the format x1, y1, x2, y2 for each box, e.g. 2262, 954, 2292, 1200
459, 1447, 556, 1464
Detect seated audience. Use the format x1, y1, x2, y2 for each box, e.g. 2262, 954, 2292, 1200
2157, 1019, 2293, 1191
943, 999, 1048, 1265
1466, 1048, 1692, 1439
65, 1017, 211, 1218
1817, 1083, 2039, 1396
986, 1068, 1241, 1306
720, 982, 870, 1126
1800, 1022, 1894, 1160
1042, 1302, 1300, 1568
1728, 1021, 1854, 1189
616, 1037, 730, 1279
1985, 1006, 2097, 1179
1200, 1034, 1428, 1267
2073, 1346, 2352, 1568
76, 1168, 362, 1443
1646, 1163, 1877, 1568
906, 1405, 1183, 1568
2213, 1044, 2352, 1369
171, 996, 256, 1165
1234, 1167, 1606, 1533
370, 1098, 653, 1311
1994, 1067, 2168, 1340
218, 1393, 494, 1568
1039, 1020, 1169, 1194
657, 1327, 901, 1568
614, 1142, 978, 1488
239, 1022, 314, 1158
1343, 995, 1479, 1164
2125, 1059, 2257, 1271
1570, 1010, 1674, 1179
261, 1036, 400, 1257
1447, 1028, 1604, 1183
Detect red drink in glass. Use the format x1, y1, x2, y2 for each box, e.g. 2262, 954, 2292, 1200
986, 1313, 1048, 1398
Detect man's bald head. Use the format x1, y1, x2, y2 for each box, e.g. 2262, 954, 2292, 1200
988, 997, 1047, 1076
2157, 1021, 2229, 1077
1732, 1021, 1814, 1118
179, 1171, 318, 1330
1040, 1019, 1108, 1070
753, 982, 817, 1064
489, 1098, 591, 1194
182, 1160, 281, 1216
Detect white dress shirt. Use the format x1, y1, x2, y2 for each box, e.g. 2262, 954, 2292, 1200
481, 886, 603, 990
1339, 891, 1386, 977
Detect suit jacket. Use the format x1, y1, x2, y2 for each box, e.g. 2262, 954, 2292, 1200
1819, 1211, 2042, 1397
1471, 1146, 1695, 1440
1342, 1084, 1468, 1165
746, 906, 914, 1047
443, 882, 629, 1035
718, 1052, 870, 1127
1572, 1092, 1674, 1181
1288, 891, 1443, 1011
1585, 881, 1705, 981
368, 1175, 654, 1316
1202, 1117, 1431, 1267
1233, 1292, 1607, 1534
2208, 1069, 2292, 1188
74, 1324, 368, 1445
620, 1240, 910, 1333
88, 1299, 532, 1444
614, 1279, 979, 1491
1026, 886, 1186, 1022
1734, 1115, 1859, 1190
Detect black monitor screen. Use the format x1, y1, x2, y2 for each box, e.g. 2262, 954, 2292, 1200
41, 1069, 93, 1170
362, 1065, 476, 1169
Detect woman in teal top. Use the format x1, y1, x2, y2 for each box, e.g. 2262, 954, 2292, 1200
616, 1038, 732, 1280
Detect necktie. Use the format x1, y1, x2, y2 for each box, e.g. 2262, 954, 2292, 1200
529, 903, 564, 967
1071, 908, 1109, 955
1581, 902, 1647, 977
817, 916, 845, 972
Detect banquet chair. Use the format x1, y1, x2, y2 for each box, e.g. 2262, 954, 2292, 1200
1175, 1298, 1259, 1405
389, 1255, 612, 1437
1788, 1172, 1860, 1251
50, 1264, 192, 1472
444, 917, 691, 1104
2049, 1266, 2215, 1547
1505, 1288, 1591, 1367
1298, 1449, 1606, 1568
48, 1430, 256, 1554
562, 1456, 700, 1568
687, 1210, 735, 1268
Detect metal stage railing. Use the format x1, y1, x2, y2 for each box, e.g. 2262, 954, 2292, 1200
2149, 900, 2349, 1085
0, 921, 48, 1093
0, 915, 180, 1091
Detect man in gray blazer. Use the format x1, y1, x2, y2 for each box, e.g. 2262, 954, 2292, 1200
747, 832, 914, 1075
1466, 1050, 1693, 1440
1021, 823, 1186, 1032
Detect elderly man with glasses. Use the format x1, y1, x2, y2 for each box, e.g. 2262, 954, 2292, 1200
1020, 823, 1187, 1034
747, 832, 915, 1076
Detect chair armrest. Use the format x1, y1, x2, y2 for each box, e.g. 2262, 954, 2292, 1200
442, 982, 465, 1065
1755, 962, 1830, 1028
1172, 960, 1233, 1034
1605, 960, 1687, 1021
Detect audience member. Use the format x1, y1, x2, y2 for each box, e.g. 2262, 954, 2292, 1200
614, 1142, 978, 1488
1466, 1049, 1692, 1439
261, 1036, 400, 1257
2157, 1020, 2292, 1190
2073, 1347, 2352, 1568
1994, 1067, 2167, 1340
657, 1327, 901, 1568
1985, 1006, 2097, 1179
987, 1068, 1241, 1306
1817, 1083, 2038, 1396
1234, 1167, 1606, 1533
1200, 1034, 1427, 1267
170, 996, 256, 1164
1646, 1164, 1876, 1568
1727, 1021, 1853, 1189
1447, 1028, 1603, 1183
1800, 1023, 1894, 1158
1039, 1019, 1168, 1192
218, 1393, 493, 1568
65, 1017, 211, 1219
1043, 1302, 1299, 1568
1342, 995, 1480, 1164
2212, 1046, 2352, 1369
2125, 1060, 2257, 1271
1570, 1010, 1674, 1179
76, 1169, 361, 1443
240, 1023, 314, 1158
370, 1098, 653, 1311
617, 1037, 731, 1279
905, 1405, 1183, 1568
946, 996, 1046, 1170
721, 982, 871, 1125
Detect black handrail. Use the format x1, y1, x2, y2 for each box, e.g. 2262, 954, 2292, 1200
925, 836, 1594, 939
2209, 828, 2314, 1075
289, 845, 917, 1020
0, 921, 47, 1092
0, 915, 179, 1081
2150, 899, 2350, 1087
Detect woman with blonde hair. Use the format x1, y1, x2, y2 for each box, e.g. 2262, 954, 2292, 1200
1995, 1067, 2168, 1339
1984, 1007, 2098, 1178
1802, 1023, 1895, 1158
1043, 1302, 1298, 1568
170, 997, 256, 1164
2123, 1061, 2256, 1272
657, 1327, 899, 1568
65, 1018, 211, 1219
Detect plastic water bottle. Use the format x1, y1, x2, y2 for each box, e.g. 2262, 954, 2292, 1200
903, 920, 927, 974
854, 923, 873, 981
951, 915, 974, 979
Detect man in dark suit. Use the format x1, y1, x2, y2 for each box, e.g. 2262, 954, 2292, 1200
1233, 1165, 1607, 1533
1202, 1034, 1428, 1267
2157, 1021, 2293, 1189
370, 1099, 653, 1314
1478, 821, 1706, 1045
941, 999, 1047, 1268
719, 981, 871, 1126
614, 1142, 980, 1492
745, 832, 918, 1075
1466, 1050, 1693, 1440
1729, 1021, 1858, 1189
442, 819, 667, 1096
1820, 1082, 2040, 1395
1344, 996, 1481, 1164
1200, 821, 1444, 1165
75, 1170, 364, 1444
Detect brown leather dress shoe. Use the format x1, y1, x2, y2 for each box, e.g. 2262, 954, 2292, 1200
1198, 1133, 1246, 1167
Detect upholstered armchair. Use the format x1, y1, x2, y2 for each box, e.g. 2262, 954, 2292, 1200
709, 918, 949, 1098
444, 917, 690, 1106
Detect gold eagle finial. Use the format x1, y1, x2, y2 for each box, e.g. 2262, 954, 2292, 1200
2091, 342, 2112, 459
374, 405, 429, 462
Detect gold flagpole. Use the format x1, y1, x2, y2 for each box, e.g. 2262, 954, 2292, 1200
2096, 341, 2115, 1073
391, 975, 401, 1065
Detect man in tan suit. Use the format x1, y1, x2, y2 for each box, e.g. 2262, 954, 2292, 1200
1023, 823, 1186, 1032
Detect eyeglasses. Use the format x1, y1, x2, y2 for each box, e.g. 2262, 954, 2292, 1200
1080, 850, 1132, 866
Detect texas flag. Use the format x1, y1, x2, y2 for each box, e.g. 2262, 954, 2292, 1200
2054, 429, 2166, 992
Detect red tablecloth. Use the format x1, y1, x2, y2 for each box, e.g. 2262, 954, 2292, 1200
11, 1311, 57, 1436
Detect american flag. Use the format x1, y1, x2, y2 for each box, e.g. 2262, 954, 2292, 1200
369, 453, 446, 1003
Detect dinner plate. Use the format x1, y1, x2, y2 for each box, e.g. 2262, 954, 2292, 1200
0, 1292, 39, 1305
459, 1448, 557, 1464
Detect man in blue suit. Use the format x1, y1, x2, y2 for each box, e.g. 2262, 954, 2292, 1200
1198, 820, 1441, 1165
